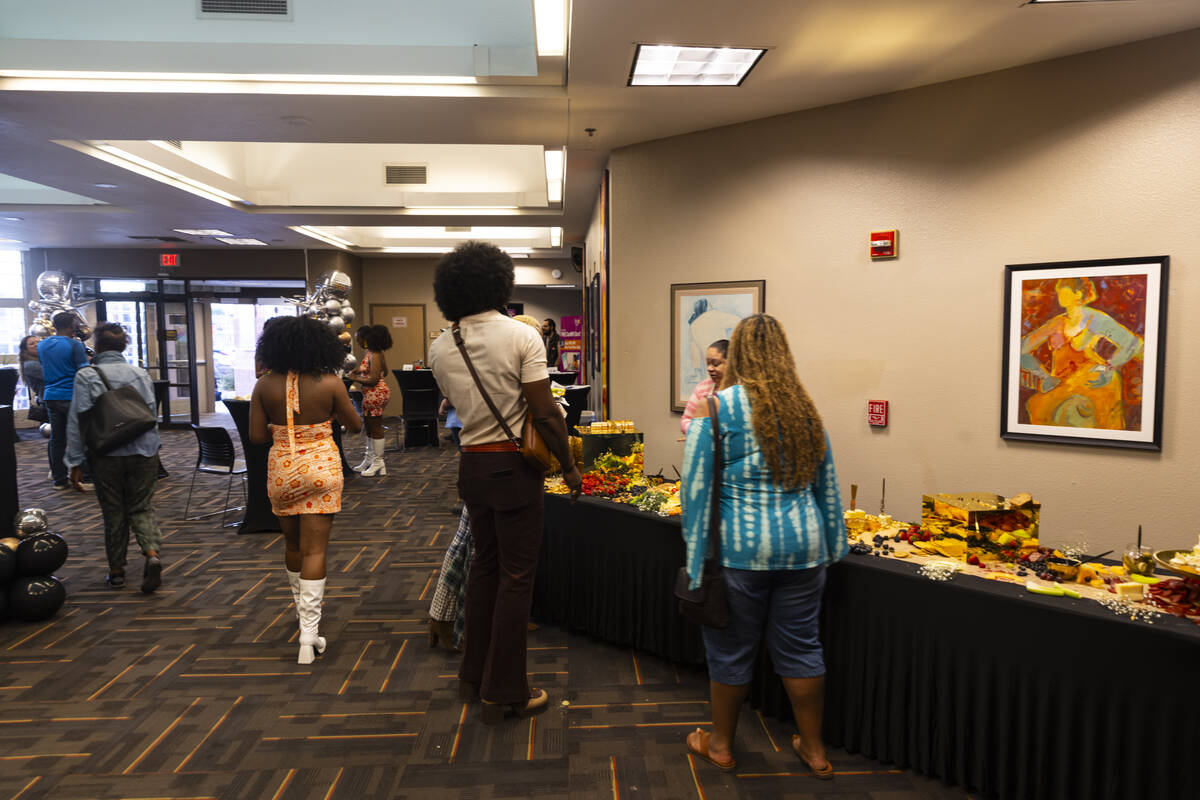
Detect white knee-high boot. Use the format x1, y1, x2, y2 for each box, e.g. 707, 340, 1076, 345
360, 437, 387, 476
297, 577, 327, 664
353, 434, 372, 472
286, 569, 301, 620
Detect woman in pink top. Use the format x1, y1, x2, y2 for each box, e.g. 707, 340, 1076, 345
680, 339, 728, 434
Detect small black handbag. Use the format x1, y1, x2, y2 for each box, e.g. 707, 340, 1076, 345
79, 365, 158, 455
674, 395, 730, 629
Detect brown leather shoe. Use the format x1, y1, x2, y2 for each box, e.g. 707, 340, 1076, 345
480, 688, 549, 724
428, 619, 460, 652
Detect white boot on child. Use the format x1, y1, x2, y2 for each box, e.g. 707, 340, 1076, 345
297, 577, 327, 664
360, 438, 387, 477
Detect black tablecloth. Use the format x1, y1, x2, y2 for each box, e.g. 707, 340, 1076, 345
223, 400, 280, 534
533, 495, 704, 664
536, 493, 1200, 800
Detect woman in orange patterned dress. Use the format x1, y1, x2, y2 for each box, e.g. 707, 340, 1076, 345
250, 316, 362, 664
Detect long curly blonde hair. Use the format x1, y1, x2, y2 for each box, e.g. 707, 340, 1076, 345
722, 314, 826, 489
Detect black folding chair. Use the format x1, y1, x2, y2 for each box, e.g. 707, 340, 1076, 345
183, 425, 247, 528
400, 387, 441, 450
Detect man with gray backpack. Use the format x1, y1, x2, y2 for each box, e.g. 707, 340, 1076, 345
64, 322, 164, 592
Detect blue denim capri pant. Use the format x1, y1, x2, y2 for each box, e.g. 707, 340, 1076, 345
699, 565, 827, 685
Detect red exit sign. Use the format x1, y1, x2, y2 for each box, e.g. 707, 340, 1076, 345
160, 253, 180, 267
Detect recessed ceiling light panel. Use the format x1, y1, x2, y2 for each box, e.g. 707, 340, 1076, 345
174, 229, 233, 236
215, 237, 267, 246
628, 45, 766, 87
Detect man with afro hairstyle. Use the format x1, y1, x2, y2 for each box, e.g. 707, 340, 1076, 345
429, 241, 581, 724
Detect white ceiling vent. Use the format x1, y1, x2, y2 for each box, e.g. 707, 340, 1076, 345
385, 165, 428, 186
198, 0, 292, 20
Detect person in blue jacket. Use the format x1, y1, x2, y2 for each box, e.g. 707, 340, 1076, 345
681, 313, 848, 778
38, 310, 90, 489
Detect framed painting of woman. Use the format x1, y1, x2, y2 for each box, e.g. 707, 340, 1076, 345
1001, 256, 1168, 450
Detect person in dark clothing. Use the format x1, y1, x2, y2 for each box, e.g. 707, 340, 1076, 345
541, 318, 561, 369
429, 242, 581, 724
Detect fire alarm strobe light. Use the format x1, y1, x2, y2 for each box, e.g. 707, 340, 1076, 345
867, 400, 889, 427
869, 230, 897, 259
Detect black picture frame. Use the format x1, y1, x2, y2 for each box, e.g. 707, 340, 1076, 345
1000, 256, 1168, 451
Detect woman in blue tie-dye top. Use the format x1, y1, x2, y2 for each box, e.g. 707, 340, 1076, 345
681, 313, 848, 778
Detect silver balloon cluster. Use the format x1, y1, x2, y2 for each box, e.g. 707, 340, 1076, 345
28, 271, 95, 340
288, 270, 359, 373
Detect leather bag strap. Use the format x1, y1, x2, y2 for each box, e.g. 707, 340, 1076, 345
452, 324, 521, 447
706, 394, 723, 563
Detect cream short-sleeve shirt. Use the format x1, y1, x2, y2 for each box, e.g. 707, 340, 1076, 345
429, 310, 550, 447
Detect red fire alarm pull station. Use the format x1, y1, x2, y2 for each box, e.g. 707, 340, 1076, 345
869, 230, 898, 259
160, 253, 180, 267
867, 400, 889, 427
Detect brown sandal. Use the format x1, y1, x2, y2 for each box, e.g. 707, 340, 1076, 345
686, 728, 736, 772
791, 735, 834, 780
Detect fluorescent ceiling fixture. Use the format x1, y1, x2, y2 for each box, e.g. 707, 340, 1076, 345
404, 206, 520, 215
550, 227, 563, 247
291, 226, 353, 250
1026, 0, 1121, 3
406, 205, 519, 210
0, 237, 21, 244
215, 238, 268, 246
544, 149, 564, 204
379, 246, 455, 254
174, 229, 233, 236
0, 70, 476, 85
534, 0, 567, 56
380, 227, 548, 240
96, 145, 246, 203
628, 45, 766, 87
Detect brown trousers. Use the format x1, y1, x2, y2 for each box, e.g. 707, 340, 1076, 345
457, 451, 545, 704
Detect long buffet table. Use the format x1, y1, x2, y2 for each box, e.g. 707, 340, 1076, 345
532, 494, 1200, 800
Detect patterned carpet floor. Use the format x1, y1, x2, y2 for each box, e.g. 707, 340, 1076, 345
1, 423, 971, 800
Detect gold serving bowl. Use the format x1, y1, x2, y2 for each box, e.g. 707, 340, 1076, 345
1154, 549, 1200, 580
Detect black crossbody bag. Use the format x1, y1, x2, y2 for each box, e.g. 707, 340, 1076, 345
79, 365, 158, 455
674, 395, 730, 628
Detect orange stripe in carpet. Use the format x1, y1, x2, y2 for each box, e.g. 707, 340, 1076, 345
322, 767, 345, 800
88, 644, 160, 701
379, 640, 408, 693
337, 640, 374, 695
448, 702, 468, 763
174, 696, 242, 773
269, 768, 297, 800
123, 697, 202, 774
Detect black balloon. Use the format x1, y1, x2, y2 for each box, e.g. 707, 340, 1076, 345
8, 576, 65, 622
0, 544, 14, 584
15, 534, 68, 577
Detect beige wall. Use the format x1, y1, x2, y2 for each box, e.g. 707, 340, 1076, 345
360, 256, 576, 342
605, 28, 1200, 554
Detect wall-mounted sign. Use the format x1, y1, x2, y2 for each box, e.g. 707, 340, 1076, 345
392, 316, 407, 328
160, 253, 180, 267
869, 230, 898, 260
867, 399, 889, 427
164, 329, 179, 341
